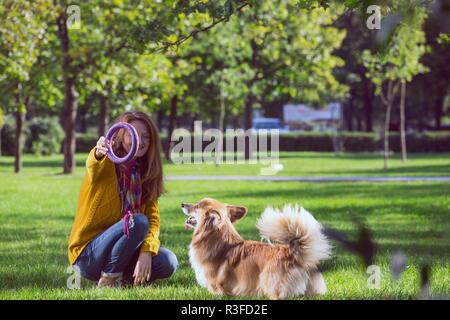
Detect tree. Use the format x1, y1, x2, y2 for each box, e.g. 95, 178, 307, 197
334, 10, 376, 132
362, 3, 428, 169
51, 1, 140, 173
420, 15, 450, 130
0, 0, 52, 172
49, 0, 255, 173
182, 0, 347, 161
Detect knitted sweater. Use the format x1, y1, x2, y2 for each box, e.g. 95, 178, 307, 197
68, 147, 160, 265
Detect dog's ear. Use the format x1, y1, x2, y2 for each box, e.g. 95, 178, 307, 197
181, 203, 194, 215
226, 205, 248, 223
205, 209, 221, 229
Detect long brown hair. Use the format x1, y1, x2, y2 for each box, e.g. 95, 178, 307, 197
111, 111, 165, 203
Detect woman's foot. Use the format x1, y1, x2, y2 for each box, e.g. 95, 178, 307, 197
97, 275, 122, 288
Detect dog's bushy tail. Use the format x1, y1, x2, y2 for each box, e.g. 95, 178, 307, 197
256, 204, 331, 268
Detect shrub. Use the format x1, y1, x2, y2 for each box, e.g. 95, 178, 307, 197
75, 132, 98, 153
389, 132, 450, 153
41, 130, 450, 154
25, 117, 64, 156
162, 131, 449, 153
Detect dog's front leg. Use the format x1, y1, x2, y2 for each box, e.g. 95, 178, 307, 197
207, 282, 225, 296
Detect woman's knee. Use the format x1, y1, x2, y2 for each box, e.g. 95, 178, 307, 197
131, 213, 149, 237
73, 258, 100, 281
165, 250, 179, 277
154, 248, 178, 279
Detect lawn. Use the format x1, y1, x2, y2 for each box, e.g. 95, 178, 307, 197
0, 153, 449, 299
165, 152, 450, 177
1, 152, 450, 177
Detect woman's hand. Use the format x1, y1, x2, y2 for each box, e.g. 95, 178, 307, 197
133, 252, 152, 285
95, 136, 112, 159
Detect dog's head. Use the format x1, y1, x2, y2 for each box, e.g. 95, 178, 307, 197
182, 198, 247, 232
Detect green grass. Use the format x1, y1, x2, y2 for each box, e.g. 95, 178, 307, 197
0, 152, 449, 299
1, 152, 449, 177
165, 152, 450, 177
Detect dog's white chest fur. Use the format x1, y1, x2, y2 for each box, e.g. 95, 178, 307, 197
189, 244, 208, 288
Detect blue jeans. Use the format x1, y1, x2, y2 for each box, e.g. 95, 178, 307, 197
73, 213, 178, 283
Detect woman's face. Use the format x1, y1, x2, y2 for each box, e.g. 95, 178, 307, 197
123, 119, 151, 158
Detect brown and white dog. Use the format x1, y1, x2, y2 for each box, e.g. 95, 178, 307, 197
182, 198, 332, 299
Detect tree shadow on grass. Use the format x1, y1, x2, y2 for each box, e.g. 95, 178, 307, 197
1, 226, 447, 291
1, 180, 448, 292
313, 164, 450, 177
0, 159, 85, 168
0, 226, 41, 243
279, 153, 382, 160
214, 182, 449, 201
279, 152, 450, 161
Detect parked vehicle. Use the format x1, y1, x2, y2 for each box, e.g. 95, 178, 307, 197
252, 118, 289, 133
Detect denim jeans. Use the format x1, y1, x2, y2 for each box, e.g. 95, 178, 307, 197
73, 213, 178, 283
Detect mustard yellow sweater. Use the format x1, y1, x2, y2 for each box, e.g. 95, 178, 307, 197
68, 147, 161, 265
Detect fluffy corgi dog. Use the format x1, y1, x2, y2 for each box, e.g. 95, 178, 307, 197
182, 198, 331, 299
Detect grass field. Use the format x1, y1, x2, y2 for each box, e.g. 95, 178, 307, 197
0, 152, 449, 299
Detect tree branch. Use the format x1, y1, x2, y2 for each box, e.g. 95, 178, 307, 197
150, 1, 251, 54
73, 41, 129, 76
379, 88, 388, 106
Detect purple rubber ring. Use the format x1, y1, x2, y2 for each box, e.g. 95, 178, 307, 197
106, 122, 140, 164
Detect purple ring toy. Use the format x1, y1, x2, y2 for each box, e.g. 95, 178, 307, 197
106, 122, 140, 164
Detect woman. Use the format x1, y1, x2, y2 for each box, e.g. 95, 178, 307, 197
68, 111, 177, 288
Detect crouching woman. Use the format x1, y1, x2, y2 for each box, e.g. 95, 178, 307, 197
68, 111, 178, 288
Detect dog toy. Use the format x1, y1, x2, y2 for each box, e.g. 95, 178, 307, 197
105, 122, 140, 164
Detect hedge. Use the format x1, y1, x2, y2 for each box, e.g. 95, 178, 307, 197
388, 132, 450, 153
1, 129, 449, 155
73, 131, 450, 153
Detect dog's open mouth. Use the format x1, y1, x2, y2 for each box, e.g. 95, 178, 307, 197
185, 216, 197, 230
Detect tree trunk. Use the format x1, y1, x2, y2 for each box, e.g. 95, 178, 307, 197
98, 94, 109, 136
157, 108, 164, 132
216, 83, 226, 166
14, 83, 25, 173
244, 96, 253, 130
383, 81, 396, 171
332, 101, 344, 154
58, 13, 78, 174
62, 79, 78, 174
356, 112, 362, 131
434, 95, 443, 130
364, 83, 374, 132
242, 39, 260, 160
244, 96, 254, 160
165, 95, 177, 161
399, 81, 407, 162
78, 105, 87, 133
383, 100, 392, 171
346, 100, 354, 131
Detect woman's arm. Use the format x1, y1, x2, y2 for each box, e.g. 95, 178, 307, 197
86, 147, 115, 182
134, 199, 160, 285
140, 199, 161, 256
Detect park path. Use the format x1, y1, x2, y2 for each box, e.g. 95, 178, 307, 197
166, 175, 450, 182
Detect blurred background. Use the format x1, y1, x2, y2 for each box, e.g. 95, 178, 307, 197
0, 0, 449, 173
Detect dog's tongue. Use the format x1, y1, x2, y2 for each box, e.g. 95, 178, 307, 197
184, 223, 193, 231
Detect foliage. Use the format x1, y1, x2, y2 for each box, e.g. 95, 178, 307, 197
0, 108, 5, 129
361, 3, 429, 92
24, 117, 64, 156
